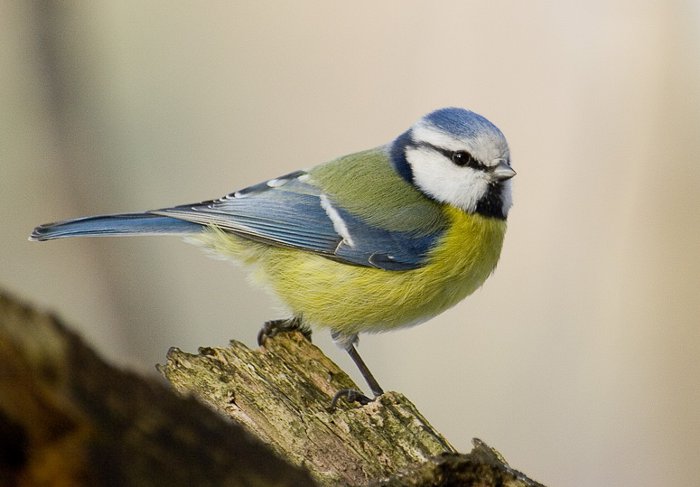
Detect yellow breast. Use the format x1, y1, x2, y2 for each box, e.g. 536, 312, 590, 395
199, 206, 506, 335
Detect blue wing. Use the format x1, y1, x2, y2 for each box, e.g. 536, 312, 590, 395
151, 170, 445, 270
31, 170, 445, 270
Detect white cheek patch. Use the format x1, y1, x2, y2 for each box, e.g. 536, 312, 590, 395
406, 147, 489, 212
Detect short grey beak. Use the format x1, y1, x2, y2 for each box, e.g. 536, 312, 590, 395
491, 160, 516, 181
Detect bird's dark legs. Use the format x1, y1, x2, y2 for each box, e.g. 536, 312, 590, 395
259, 323, 383, 408
345, 343, 384, 397
330, 338, 385, 409
330, 388, 372, 409
257, 316, 311, 346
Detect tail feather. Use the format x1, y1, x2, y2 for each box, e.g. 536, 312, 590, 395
30, 213, 202, 241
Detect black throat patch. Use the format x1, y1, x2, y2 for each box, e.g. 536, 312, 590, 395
475, 183, 507, 220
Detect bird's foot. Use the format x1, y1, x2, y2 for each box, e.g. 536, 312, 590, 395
329, 388, 375, 410
257, 317, 311, 346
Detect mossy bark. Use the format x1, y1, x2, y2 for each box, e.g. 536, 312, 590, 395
160, 334, 455, 485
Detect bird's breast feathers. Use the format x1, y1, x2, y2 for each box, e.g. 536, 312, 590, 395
198, 204, 506, 334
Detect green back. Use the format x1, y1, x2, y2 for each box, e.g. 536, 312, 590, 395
309, 147, 446, 235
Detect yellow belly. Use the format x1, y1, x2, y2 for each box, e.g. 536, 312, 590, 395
198, 206, 506, 335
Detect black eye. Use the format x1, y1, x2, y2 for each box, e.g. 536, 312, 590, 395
450, 151, 483, 169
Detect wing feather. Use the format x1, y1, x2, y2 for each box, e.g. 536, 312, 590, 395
151, 170, 444, 270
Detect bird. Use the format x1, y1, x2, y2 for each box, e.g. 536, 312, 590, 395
30, 107, 515, 405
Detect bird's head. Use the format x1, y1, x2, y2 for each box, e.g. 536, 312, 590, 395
391, 107, 515, 219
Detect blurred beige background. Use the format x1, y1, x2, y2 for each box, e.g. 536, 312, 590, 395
2, 1, 699, 485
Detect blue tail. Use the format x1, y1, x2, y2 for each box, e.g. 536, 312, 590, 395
30, 213, 202, 241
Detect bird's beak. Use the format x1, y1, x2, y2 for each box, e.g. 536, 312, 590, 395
491, 160, 516, 181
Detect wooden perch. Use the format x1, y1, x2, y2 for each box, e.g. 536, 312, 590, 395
0, 289, 545, 486
160, 333, 455, 485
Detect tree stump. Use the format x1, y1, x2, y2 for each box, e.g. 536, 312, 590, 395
0, 290, 545, 486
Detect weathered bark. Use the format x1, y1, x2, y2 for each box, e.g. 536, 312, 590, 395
160, 334, 455, 485
0, 289, 545, 486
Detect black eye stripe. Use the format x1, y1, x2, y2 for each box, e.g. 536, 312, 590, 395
449, 151, 483, 169
420, 144, 487, 171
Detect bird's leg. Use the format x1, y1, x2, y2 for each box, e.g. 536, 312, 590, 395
345, 343, 385, 397
330, 388, 373, 409
330, 332, 384, 409
257, 316, 311, 346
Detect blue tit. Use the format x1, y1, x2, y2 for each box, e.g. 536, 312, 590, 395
31, 107, 515, 402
